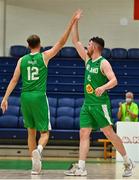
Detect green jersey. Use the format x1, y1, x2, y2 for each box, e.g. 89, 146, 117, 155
20, 52, 47, 93
84, 56, 110, 105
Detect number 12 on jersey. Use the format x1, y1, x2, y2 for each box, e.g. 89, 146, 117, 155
27, 67, 39, 80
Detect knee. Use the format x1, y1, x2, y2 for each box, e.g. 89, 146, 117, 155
28, 128, 36, 137
102, 128, 115, 139
80, 129, 91, 141
103, 130, 112, 138
40, 131, 49, 138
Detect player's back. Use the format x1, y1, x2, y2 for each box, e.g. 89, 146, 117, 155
20, 52, 47, 93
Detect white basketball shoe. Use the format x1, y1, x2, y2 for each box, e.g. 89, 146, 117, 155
31, 149, 42, 175
122, 159, 135, 177
64, 163, 87, 176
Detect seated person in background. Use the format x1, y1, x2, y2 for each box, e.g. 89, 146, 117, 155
117, 92, 138, 122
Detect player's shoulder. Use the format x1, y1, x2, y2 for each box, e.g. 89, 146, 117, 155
42, 51, 51, 64
101, 57, 111, 66
19, 54, 28, 66
42, 51, 48, 59
101, 56, 108, 62
21, 53, 30, 60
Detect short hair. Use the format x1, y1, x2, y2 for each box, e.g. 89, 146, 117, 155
89, 36, 105, 50
27, 35, 40, 49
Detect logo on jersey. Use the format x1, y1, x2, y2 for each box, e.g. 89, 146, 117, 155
86, 64, 98, 74
28, 60, 37, 65
87, 75, 91, 82
86, 84, 94, 94
92, 68, 98, 74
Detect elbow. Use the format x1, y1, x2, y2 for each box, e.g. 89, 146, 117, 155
114, 78, 118, 87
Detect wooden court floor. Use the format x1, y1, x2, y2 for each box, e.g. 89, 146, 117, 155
0, 160, 138, 179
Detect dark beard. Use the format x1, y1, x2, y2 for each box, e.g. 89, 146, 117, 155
87, 50, 94, 58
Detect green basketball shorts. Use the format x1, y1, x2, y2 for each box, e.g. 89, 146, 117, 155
80, 103, 113, 130
21, 92, 51, 131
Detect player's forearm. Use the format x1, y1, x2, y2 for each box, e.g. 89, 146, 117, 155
3, 79, 18, 100
72, 21, 79, 44
58, 18, 77, 47
103, 78, 117, 90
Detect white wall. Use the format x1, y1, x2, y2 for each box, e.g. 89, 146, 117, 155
5, 0, 139, 55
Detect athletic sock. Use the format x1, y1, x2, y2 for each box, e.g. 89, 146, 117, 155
123, 154, 130, 164
78, 160, 85, 170
37, 145, 43, 154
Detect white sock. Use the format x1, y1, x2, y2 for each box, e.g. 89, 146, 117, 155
37, 145, 43, 154
78, 160, 85, 170
123, 154, 130, 164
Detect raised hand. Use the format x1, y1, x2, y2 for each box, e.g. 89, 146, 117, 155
75, 9, 83, 20
71, 9, 83, 22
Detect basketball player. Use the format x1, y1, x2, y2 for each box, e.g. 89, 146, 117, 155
1, 10, 80, 175
64, 11, 135, 177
